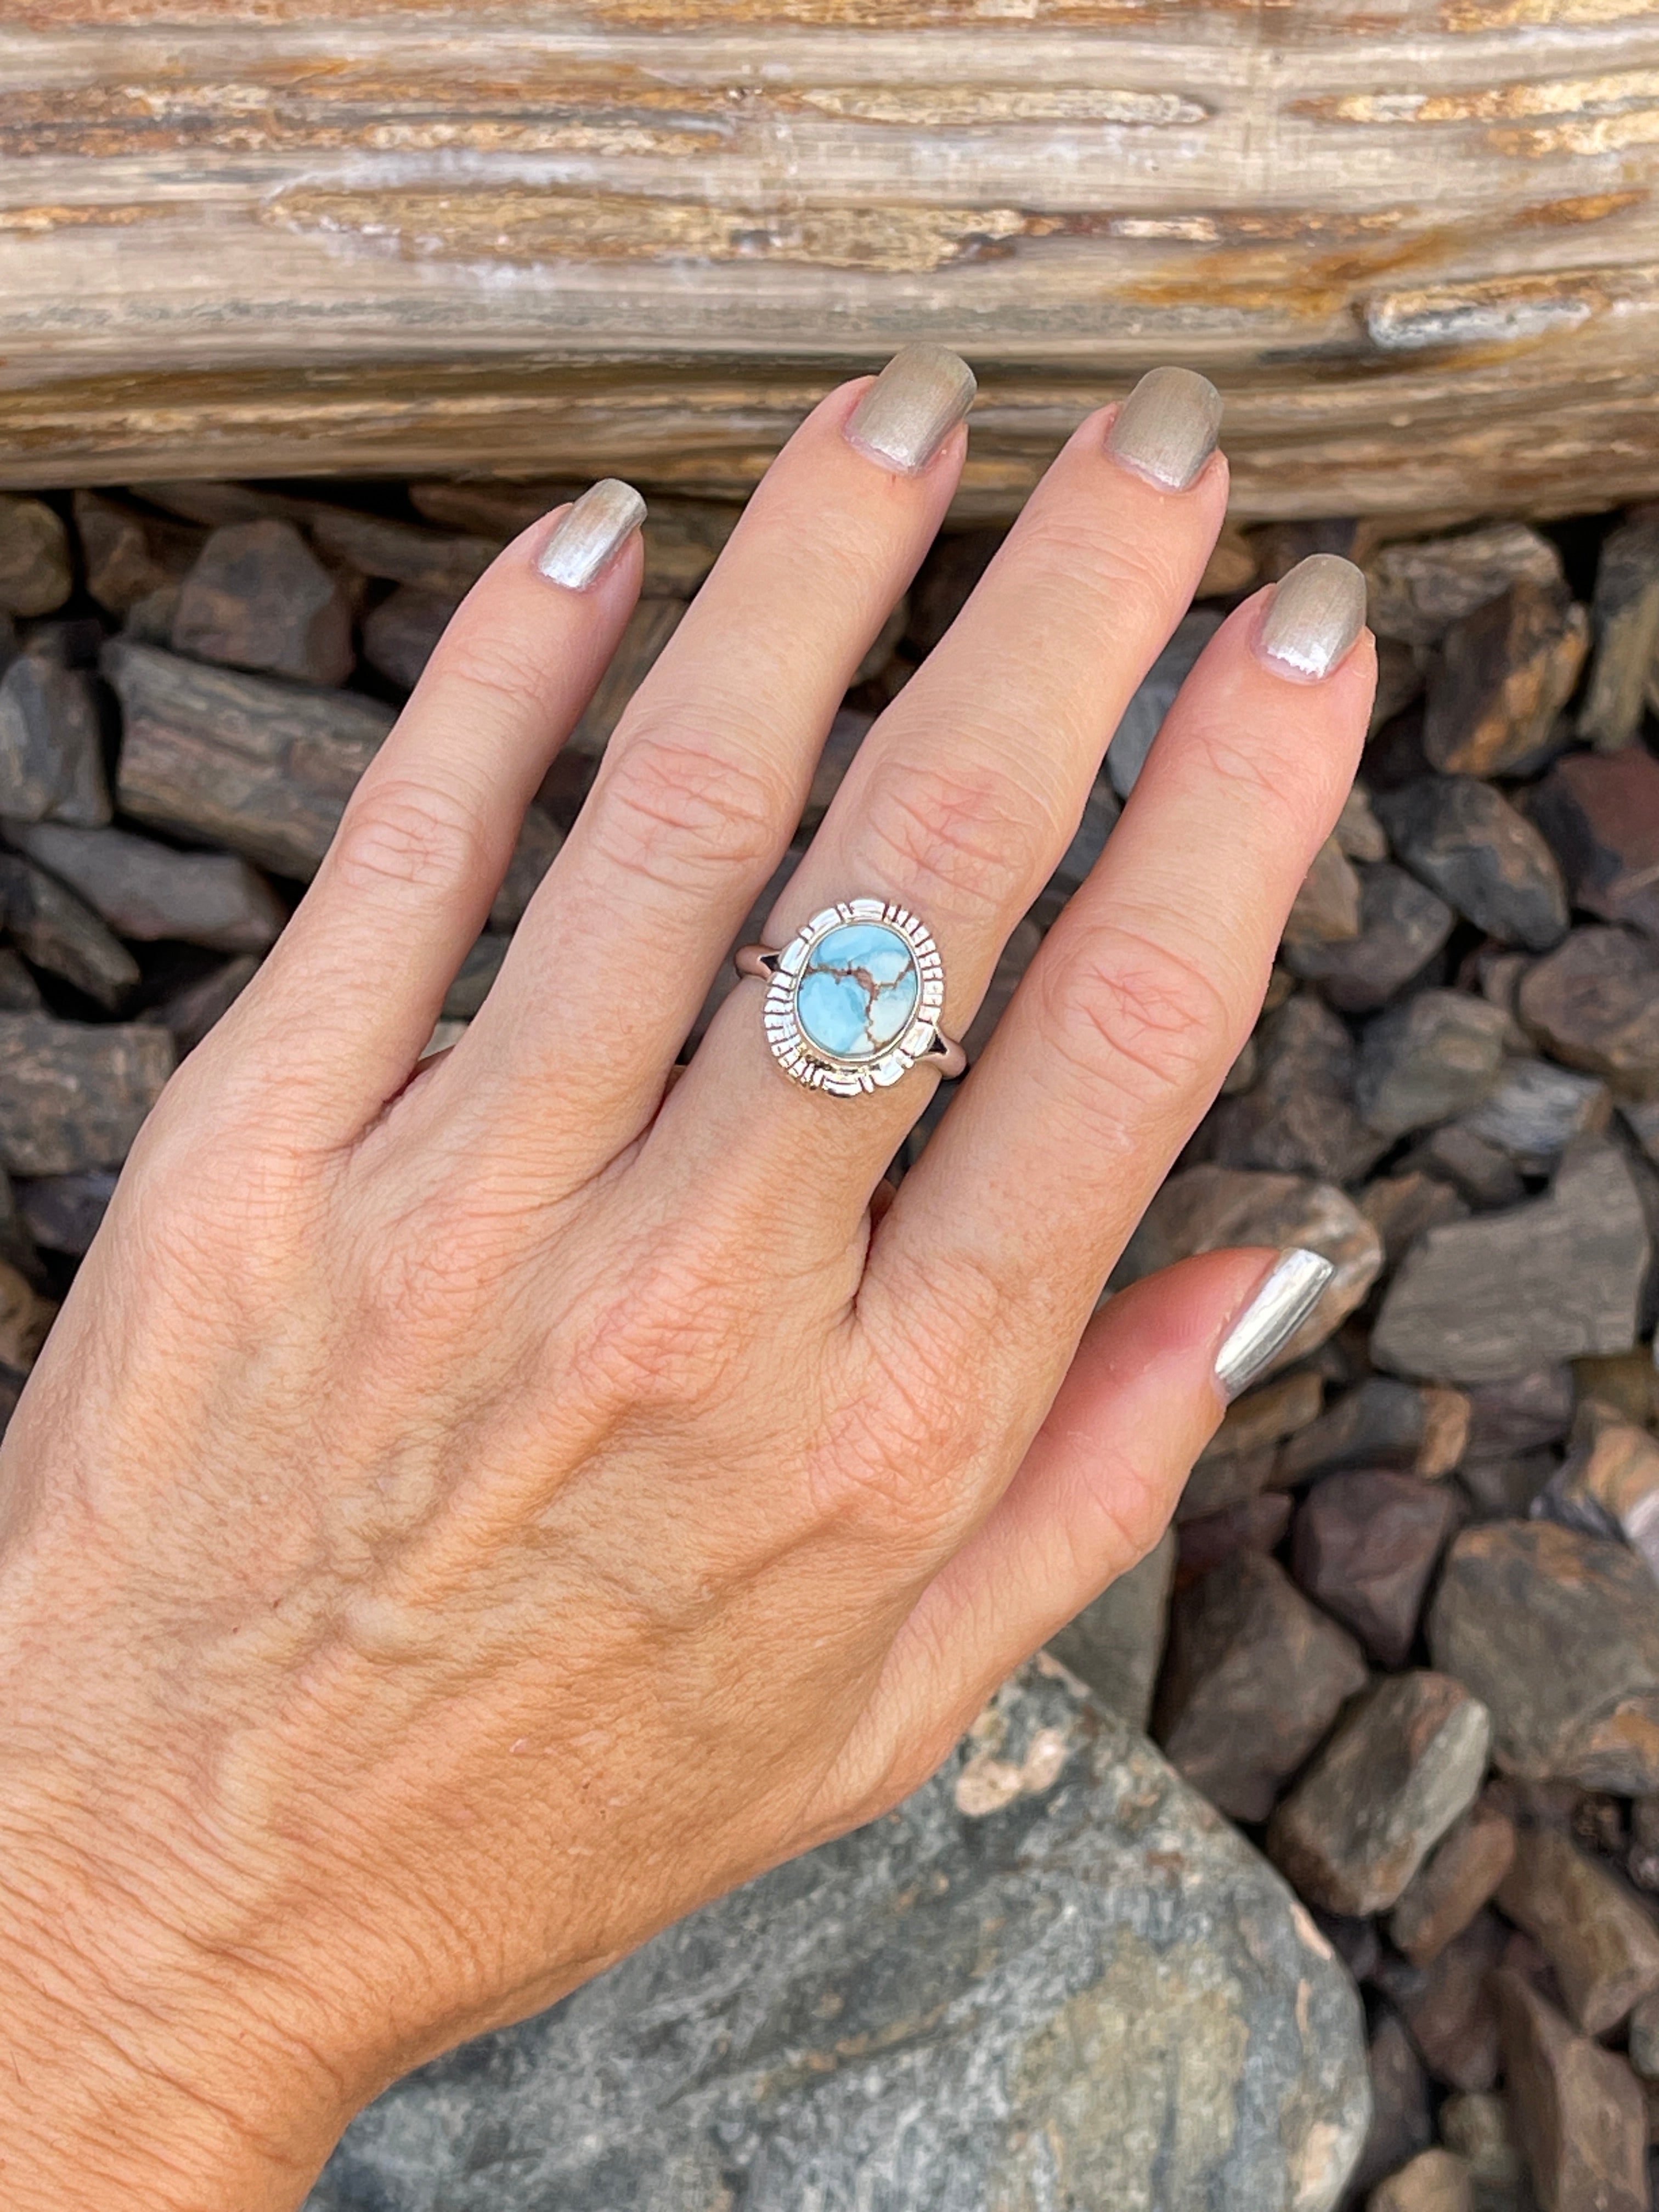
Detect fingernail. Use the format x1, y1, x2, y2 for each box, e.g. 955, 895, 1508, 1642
1105, 367, 1223, 492
1256, 554, 1368, 682
536, 479, 646, 590
844, 345, 977, 475
1214, 1248, 1334, 1402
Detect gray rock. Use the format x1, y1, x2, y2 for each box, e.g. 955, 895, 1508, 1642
304, 507, 498, 597
1114, 1166, 1382, 1376
1278, 1376, 1470, 1484
0, 495, 72, 617
1350, 2012, 1434, 2199
5, 820, 286, 953
1107, 610, 1223, 797
1283, 863, 1453, 1014
1371, 1138, 1650, 1383
1047, 1526, 1173, 1731
144, 952, 261, 1057
1290, 1470, 1460, 1668
72, 489, 202, 616
363, 585, 461, 691
1492, 1972, 1648, 2212
0, 650, 111, 827
1283, 836, 1363, 948
1266, 1672, 1491, 1916
1454, 1057, 1610, 1170
0, 1012, 173, 1175
1394, 1125, 1525, 1212
1356, 991, 1510, 1142
1376, 777, 1568, 951
0, 853, 139, 1008
310, 1663, 1369, 2212
104, 640, 396, 878
442, 934, 510, 1020
172, 519, 354, 685
16, 1168, 118, 1256
1429, 1521, 1659, 1793
488, 806, 565, 931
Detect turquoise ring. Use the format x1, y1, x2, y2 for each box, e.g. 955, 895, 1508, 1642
735, 899, 966, 1096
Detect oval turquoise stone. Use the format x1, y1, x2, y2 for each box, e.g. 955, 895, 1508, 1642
794, 921, 921, 1062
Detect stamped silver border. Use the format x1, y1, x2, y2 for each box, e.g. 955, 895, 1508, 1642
761, 899, 947, 1096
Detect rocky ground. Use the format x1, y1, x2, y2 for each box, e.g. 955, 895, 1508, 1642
5, 479, 1659, 2210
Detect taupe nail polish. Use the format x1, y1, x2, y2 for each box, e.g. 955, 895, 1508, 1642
1105, 367, 1223, 492
1257, 553, 1368, 682
1214, 1248, 1333, 1402
844, 345, 977, 475
537, 479, 646, 590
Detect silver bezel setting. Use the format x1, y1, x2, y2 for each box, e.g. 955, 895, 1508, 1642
762, 900, 947, 1096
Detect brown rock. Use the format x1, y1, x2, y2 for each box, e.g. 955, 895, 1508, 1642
0, 950, 41, 1013
1630, 1799, 1659, 1896
1375, 1910, 1506, 2092
1200, 1369, 1324, 1465
105, 640, 396, 878
1370, 635, 1427, 737
1284, 833, 1363, 946
1207, 994, 1389, 1184
1493, 1971, 1648, 2212
1368, 2150, 1474, 2212
565, 597, 688, 759
362, 585, 460, 691
1114, 1166, 1382, 1375
1572, 1351, 1659, 1428
0, 854, 139, 1008
1352, 2011, 1435, 2198
1366, 523, 1564, 647
1357, 990, 1511, 1141
72, 490, 202, 614
1540, 1408, 1659, 1583
1371, 1139, 1650, 1383
1576, 520, 1659, 752
1438, 2091, 1531, 2211
304, 507, 498, 598
7, 821, 286, 953
1423, 579, 1589, 778
442, 934, 510, 1021
1267, 1672, 1490, 1916
0, 649, 111, 826
1279, 1377, 1470, 1483
1534, 749, 1659, 941
1154, 1551, 1368, 1824
1283, 862, 1454, 1012
1519, 927, 1659, 1093
1627, 1986, 1659, 2078
1463, 1367, 1576, 1462
1291, 1470, 1460, 1667
1390, 1798, 1516, 1967
0, 1258, 57, 1370
1396, 1126, 1526, 1211
1175, 1493, 1294, 1592
144, 953, 260, 1058
1046, 1526, 1174, 1731
1429, 1522, 1659, 1793
0, 1013, 174, 1175
1176, 1442, 1279, 1523
1377, 777, 1568, 951
172, 520, 354, 685
1338, 781, 1390, 864
1195, 520, 1258, 599
1361, 1172, 1472, 1271
0, 496, 72, 617
1496, 1825, 1659, 2038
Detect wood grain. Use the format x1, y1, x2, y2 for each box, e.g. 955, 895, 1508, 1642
4, 6, 1659, 511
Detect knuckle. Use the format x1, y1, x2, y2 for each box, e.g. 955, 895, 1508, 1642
1037, 922, 1229, 1108
562, 1231, 752, 1418
858, 761, 1051, 929
331, 778, 487, 902
589, 726, 786, 894
425, 624, 558, 726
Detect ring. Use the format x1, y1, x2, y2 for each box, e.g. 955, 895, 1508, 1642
736, 899, 968, 1096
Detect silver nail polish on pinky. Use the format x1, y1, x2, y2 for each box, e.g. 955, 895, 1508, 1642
537, 479, 647, 591
1213, 1248, 1334, 1402
1256, 554, 1368, 682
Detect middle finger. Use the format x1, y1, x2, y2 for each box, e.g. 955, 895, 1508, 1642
661, 369, 1228, 1249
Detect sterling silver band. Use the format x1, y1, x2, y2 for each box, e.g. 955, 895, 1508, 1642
736, 899, 967, 1095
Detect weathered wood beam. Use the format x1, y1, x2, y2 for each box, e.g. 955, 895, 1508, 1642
5, 5, 1659, 511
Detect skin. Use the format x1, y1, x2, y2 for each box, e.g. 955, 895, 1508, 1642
0, 370, 1373, 2208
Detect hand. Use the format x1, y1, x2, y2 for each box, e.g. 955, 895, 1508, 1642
0, 352, 1372, 2210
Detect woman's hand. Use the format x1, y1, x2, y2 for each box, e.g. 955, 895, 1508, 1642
0, 351, 1372, 2210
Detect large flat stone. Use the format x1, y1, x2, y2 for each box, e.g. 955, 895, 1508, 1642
309, 1663, 1369, 2212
